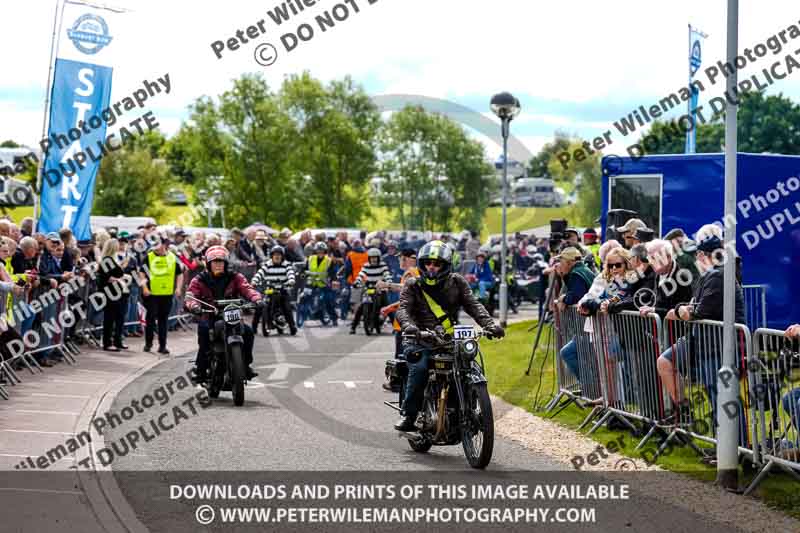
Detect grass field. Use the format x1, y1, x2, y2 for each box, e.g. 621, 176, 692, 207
480, 320, 800, 519
361, 205, 578, 239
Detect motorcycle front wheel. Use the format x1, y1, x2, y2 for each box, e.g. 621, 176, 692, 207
461, 383, 494, 469
229, 344, 246, 407
208, 355, 222, 399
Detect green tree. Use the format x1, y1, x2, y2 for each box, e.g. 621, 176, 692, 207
527, 131, 571, 178
281, 72, 380, 226
548, 138, 601, 225
635, 91, 800, 156
93, 147, 170, 218
379, 105, 493, 231
215, 74, 303, 229
1, 140, 20, 148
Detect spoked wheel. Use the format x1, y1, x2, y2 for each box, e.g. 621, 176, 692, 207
229, 345, 246, 407
208, 356, 222, 399
461, 383, 494, 469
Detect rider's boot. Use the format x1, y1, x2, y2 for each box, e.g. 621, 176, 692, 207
290, 326, 298, 336
394, 414, 417, 432
246, 366, 259, 380
191, 366, 208, 384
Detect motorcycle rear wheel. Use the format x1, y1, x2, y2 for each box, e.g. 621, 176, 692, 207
229, 345, 246, 407
461, 383, 494, 469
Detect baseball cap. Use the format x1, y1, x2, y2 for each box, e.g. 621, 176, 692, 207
118, 231, 130, 242
45, 232, 61, 242
696, 235, 723, 253
555, 247, 582, 262
617, 218, 647, 234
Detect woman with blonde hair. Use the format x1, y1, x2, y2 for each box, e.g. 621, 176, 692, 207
97, 238, 127, 351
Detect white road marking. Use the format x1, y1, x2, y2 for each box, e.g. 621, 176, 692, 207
12, 410, 79, 416
0, 429, 74, 435
30, 393, 91, 399
256, 363, 311, 380
264, 381, 289, 389
328, 380, 373, 389
45, 379, 104, 385
0, 487, 83, 495
303, 381, 315, 388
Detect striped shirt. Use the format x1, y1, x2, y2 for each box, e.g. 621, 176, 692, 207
251, 260, 296, 290
356, 262, 392, 287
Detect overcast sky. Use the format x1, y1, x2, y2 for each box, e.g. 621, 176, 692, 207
2, 0, 798, 160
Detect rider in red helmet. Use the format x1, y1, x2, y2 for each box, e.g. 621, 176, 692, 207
185, 245, 263, 382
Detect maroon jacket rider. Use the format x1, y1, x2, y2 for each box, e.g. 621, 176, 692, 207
185, 245, 263, 382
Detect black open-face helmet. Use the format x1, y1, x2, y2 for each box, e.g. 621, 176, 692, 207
270, 245, 285, 259
417, 240, 452, 286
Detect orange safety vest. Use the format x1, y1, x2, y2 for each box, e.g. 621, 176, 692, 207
391, 267, 420, 331
347, 250, 368, 285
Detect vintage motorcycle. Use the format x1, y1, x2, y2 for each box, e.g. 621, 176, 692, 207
385, 325, 496, 469
262, 282, 290, 336
187, 295, 256, 407
360, 283, 386, 336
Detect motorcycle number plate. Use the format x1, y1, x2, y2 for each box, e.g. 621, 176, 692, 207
367, 288, 376, 295
453, 325, 476, 340
224, 308, 241, 323
265, 288, 274, 295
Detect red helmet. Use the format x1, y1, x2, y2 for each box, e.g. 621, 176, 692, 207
205, 245, 228, 263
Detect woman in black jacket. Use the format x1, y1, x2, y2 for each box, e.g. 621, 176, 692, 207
97, 239, 128, 351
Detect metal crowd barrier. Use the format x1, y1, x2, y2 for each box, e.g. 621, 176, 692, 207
546, 308, 775, 471
546, 306, 603, 421
744, 328, 800, 494
742, 284, 768, 330
587, 311, 664, 444
655, 318, 755, 463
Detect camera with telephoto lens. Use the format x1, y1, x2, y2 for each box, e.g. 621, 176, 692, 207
778, 338, 800, 383
549, 219, 567, 253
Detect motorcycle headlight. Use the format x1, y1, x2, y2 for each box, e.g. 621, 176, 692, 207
462, 339, 478, 360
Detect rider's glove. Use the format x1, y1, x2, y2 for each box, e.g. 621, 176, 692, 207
485, 323, 505, 339
188, 305, 203, 316
402, 324, 419, 338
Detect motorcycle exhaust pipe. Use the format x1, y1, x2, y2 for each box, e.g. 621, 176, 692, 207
435, 385, 448, 440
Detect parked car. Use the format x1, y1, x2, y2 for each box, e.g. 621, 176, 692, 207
164, 188, 188, 205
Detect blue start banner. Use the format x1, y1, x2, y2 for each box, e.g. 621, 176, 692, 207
38, 0, 123, 240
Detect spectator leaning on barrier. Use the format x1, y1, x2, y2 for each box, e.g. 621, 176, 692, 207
0, 239, 26, 373
656, 230, 746, 430
553, 247, 595, 383
36, 232, 72, 365
138, 235, 184, 355
639, 239, 699, 319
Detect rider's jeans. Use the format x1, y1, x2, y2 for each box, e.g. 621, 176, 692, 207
478, 280, 493, 299
195, 320, 255, 372
400, 343, 433, 418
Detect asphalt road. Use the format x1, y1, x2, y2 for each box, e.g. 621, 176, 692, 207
104, 319, 744, 533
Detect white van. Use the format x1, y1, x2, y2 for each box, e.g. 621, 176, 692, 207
511, 178, 556, 207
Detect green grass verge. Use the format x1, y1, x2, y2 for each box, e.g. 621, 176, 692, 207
481, 320, 800, 519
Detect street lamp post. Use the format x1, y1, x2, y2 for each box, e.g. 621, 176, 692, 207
490, 92, 521, 328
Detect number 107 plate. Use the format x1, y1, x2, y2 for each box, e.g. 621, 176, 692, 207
453, 325, 476, 339
224, 309, 241, 322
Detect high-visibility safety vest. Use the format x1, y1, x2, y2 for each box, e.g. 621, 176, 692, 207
420, 287, 454, 334
587, 243, 601, 267
347, 250, 368, 285
308, 255, 331, 288
147, 251, 177, 296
